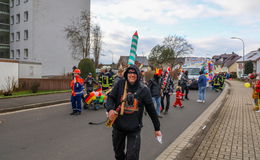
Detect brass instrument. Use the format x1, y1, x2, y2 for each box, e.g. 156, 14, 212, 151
105, 81, 128, 127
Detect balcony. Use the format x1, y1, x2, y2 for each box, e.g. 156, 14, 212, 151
0, 43, 9, 49
0, 3, 9, 15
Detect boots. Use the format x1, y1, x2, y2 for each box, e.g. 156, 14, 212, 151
70, 110, 77, 115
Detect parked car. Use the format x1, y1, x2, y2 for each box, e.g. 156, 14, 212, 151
241, 74, 248, 80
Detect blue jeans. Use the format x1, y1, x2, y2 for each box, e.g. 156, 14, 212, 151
198, 86, 206, 101
152, 97, 161, 115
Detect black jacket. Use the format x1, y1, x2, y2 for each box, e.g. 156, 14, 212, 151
180, 73, 189, 87
148, 76, 161, 97
84, 77, 98, 88
106, 65, 160, 132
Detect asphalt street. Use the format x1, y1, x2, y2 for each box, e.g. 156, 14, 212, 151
0, 88, 220, 160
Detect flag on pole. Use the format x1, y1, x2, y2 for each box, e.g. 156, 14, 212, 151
128, 31, 139, 65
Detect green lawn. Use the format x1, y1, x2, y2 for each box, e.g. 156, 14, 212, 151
0, 90, 70, 98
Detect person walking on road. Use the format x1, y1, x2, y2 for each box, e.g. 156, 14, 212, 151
84, 72, 99, 94
161, 70, 174, 115
212, 73, 221, 92
148, 70, 163, 118
70, 69, 84, 115
173, 86, 184, 108
197, 71, 207, 103
106, 65, 162, 160
113, 68, 124, 86
180, 71, 190, 100
99, 66, 113, 91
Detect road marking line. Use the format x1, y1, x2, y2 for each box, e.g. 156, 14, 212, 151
0, 102, 70, 116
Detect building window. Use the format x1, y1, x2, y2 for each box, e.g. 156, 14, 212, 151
24, 49, 28, 59
10, 50, 14, 59
16, 0, 20, 6
24, 11, 28, 22
10, 33, 14, 42
24, 30, 28, 40
10, 0, 14, 7
16, 14, 20, 24
16, 32, 20, 41
16, 49, 20, 59
24, 0, 28, 3
11, 16, 14, 25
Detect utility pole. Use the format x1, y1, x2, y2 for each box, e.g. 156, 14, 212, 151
231, 37, 245, 76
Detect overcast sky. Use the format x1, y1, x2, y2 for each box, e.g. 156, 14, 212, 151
91, 0, 260, 64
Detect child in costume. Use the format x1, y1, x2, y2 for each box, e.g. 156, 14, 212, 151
173, 86, 184, 108
253, 75, 260, 112
70, 69, 84, 115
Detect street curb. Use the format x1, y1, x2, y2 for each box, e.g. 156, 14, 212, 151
0, 99, 70, 113
156, 81, 231, 160
0, 91, 70, 100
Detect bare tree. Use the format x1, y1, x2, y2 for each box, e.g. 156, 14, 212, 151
65, 10, 91, 60
148, 35, 193, 67
92, 24, 102, 68
163, 35, 193, 59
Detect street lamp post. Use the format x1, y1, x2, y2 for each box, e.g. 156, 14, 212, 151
231, 37, 245, 75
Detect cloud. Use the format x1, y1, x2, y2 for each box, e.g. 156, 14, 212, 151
190, 36, 260, 57
92, 0, 260, 63
100, 34, 162, 64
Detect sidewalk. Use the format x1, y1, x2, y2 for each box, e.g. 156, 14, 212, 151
0, 92, 70, 113
157, 80, 260, 160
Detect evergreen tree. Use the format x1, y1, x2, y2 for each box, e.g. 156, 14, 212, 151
78, 58, 96, 79
244, 61, 253, 74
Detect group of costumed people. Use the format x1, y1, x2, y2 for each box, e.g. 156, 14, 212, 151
211, 72, 227, 92
69, 66, 115, 115
244, 73, 260, 112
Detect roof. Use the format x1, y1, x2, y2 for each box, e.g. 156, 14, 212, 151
223, 54, 241, 67
213, 52, 240, 67
118, 56, 149, 66
237, 49, 260, 63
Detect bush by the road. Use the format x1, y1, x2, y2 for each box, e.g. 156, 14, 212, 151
78, 58, 96, 79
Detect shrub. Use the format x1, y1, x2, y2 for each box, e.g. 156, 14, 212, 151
244, 61, 253, 75
2, 76, 18, 96
31, 81, 40, 93
230, 72, 237, 78
78, 58, 96, 79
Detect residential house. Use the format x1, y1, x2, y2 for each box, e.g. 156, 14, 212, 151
236, 48, 260, 77
212, 52, 240, 73
117, 56, 149, 71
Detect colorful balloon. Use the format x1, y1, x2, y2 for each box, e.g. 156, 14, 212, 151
244, 83, 250, 88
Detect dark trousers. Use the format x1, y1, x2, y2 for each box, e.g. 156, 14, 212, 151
181, 86, 189, 99
112, 128, 141, 160
161, 93, 170, 112
71, 95, 82, 112
86, 87, 93, 94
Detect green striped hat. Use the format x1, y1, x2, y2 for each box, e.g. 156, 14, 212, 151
128, 31, 139, 65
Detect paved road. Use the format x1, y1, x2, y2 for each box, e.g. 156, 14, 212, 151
0, 92, 70, 109
0, 89, 220, 160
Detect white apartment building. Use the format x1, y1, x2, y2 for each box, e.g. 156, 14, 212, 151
9, 0, 90, 76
